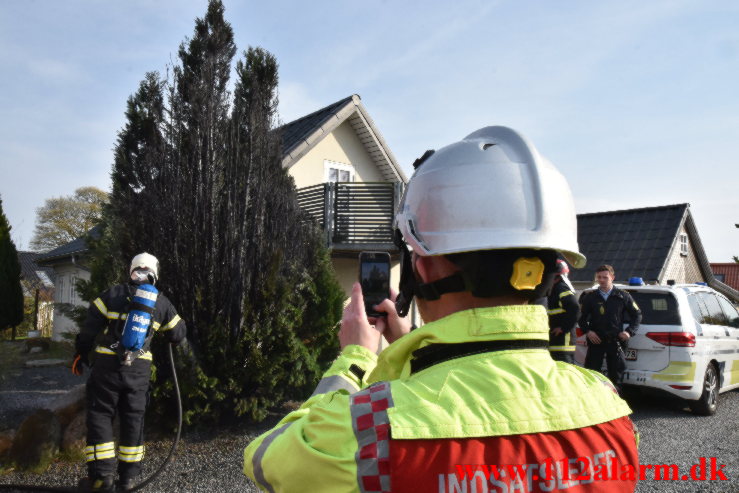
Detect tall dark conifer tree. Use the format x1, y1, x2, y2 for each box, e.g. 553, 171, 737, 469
84, 0, 343, 424
0, 196, 24, 334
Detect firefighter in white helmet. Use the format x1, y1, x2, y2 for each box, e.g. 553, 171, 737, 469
243, 126, 639, 492
73, 252, 185, 492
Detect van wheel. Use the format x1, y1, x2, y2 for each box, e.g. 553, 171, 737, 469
690, 363, 718, 416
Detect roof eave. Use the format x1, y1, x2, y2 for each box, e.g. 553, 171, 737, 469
36, 250, 87, 265
281, 95, 408, 184
682, 209, 739, 302
352, 98, 408, 184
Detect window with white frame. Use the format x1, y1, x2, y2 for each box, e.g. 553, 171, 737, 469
679, 233, 688, 256
57, 276, 65, 303
324, 160, 355, 183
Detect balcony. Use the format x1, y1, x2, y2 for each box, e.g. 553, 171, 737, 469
296, 182, 403, 252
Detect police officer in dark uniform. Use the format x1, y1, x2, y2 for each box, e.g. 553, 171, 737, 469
547, 259, 579, 363
72, 253, 185, 492
579, 264, 641, 391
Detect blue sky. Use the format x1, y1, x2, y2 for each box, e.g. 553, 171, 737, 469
1, 0, 737, 263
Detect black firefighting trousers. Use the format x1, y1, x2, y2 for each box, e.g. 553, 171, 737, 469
85, 356, 150, 480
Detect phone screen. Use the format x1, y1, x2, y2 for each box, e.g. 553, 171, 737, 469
359, 252, 390, 317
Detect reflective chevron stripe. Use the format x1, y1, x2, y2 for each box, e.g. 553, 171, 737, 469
95, 346, 152, 360
160, 314, 181, 331
85, 442, 115, 462
118, 444, 145, 463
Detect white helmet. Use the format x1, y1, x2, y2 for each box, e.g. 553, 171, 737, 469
395, 126, 585, 268
130, 252, 160, 282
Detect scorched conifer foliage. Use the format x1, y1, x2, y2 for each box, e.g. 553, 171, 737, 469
0, 196, 24, 334
82, 0, 343, 424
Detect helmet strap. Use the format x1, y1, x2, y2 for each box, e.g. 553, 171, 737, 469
394, 233, 416, 317
395, 230, 472, 315
416, 273, 468, 301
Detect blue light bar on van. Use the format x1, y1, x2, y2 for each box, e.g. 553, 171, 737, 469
629, 277, 644, 286
695, 282, 708, 286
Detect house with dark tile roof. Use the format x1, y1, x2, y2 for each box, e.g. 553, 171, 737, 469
570, 204, 738, 302
17, 251, 55, 335
18, 251, 54, 296
36, 226, 101, 340
36, 95, 410, 339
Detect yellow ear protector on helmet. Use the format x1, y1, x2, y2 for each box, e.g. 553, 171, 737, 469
510, 257, 545, 291
395, 235, 558, 314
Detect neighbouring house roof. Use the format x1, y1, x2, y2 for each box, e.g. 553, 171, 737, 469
36, 225, 101, 265
279, 94, 407, 184
711, 263, 739, 291
17, 251, 54, 292
572, 204, 688, 283
571, 204, 739, 302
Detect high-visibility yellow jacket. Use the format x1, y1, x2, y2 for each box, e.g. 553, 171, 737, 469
244, 305, 638, 492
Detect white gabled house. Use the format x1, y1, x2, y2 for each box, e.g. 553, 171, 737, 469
36, 227, 99, 340
281, 94, 407, 296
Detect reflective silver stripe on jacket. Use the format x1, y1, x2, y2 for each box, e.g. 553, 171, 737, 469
311, 374, 358, 397
252, 422, 291, 493
350, 381, 394, 493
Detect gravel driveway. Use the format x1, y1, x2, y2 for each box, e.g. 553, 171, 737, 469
1, 425, 264, 492
3, 357, 738, 492
0, 364, 86, 432
1, 358, 264, 492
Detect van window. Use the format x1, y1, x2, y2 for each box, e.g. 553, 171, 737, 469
625, 291, 680, 325
698, 292, 729, 325
687, 294, 709, 324
716, 295, 739, 328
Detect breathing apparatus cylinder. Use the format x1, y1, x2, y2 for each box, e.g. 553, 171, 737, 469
120, 284, 158, 365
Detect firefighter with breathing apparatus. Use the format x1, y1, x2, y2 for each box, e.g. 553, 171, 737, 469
243, 126, 639, 492
72, 253, 185, 492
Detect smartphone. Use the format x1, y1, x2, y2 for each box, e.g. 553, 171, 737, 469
358, 251, 391, 318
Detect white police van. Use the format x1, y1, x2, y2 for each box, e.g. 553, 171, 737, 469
574, 282, 739, 415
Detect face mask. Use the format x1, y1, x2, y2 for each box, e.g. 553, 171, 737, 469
131, 270, 154, 285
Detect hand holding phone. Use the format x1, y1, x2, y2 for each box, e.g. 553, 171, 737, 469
358, 252, 391, 317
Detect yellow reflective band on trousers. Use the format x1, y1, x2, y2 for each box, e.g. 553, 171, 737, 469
243, 305, 634, 492
118, 445, 145, 462
85, 442, 115, 462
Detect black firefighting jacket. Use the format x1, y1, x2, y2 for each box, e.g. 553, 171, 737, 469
547, 279, 579, 348
76, 282, 185, 364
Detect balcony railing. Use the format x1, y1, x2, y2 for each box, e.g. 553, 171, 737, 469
297, 182, 403, 252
